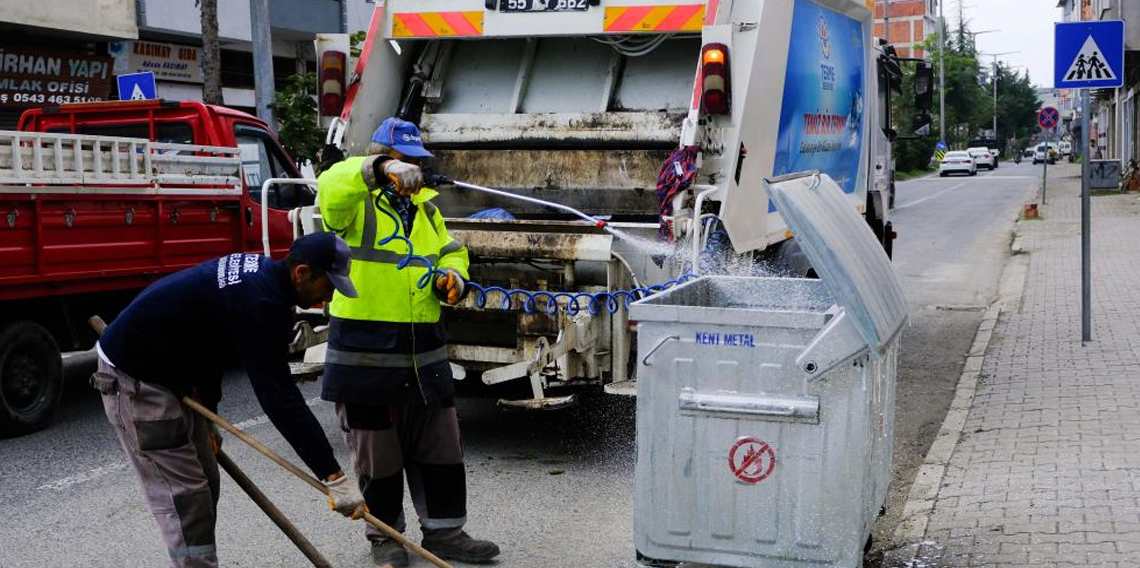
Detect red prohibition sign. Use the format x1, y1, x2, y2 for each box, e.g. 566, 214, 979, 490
1039, 106, 1060, 130
728, 437, 776, 484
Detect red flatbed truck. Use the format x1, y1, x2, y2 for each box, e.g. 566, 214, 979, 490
0, 99, 314, 435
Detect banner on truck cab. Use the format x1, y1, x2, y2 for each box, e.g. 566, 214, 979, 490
772, 0, 865, 199
0, 45, 113, 109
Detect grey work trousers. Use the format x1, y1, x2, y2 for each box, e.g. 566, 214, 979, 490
95, 359, 220, 568
336, 389, 467, 542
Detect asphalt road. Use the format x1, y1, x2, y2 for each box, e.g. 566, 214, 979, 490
0, 163, 1040, 568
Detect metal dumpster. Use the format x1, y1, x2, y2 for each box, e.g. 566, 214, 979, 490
630, 172, 908, 568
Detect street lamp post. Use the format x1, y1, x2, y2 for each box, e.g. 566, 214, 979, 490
938, 0, 945, 144
982, 51, 1019, 144
883, 0, 890, 44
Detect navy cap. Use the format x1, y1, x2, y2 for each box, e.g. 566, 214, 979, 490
288, 232, 358, 298
371, 117, 433, 158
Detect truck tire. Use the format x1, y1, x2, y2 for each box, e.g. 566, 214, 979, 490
0, 321, 64, 436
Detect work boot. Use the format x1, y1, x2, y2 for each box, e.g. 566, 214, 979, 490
370, 538, 409, 568
420, 530, 501, 563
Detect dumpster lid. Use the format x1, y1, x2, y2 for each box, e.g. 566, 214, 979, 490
765, 172, 907, 352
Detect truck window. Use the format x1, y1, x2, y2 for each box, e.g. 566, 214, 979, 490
49, 122, 194, 144
234, 124, 312, 209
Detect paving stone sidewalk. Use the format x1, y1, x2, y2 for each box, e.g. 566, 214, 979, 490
886, 165, 1140, 568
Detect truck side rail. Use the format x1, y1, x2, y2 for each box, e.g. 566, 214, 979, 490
0, 131, 241, 192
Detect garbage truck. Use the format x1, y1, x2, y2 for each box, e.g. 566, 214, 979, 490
324, 0, 933, 409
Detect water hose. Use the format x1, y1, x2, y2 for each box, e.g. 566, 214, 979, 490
378, 179, 694, 315
429, 174, 609, 229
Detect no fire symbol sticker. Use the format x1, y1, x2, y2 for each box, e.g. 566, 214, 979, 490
728, 437, 776, 484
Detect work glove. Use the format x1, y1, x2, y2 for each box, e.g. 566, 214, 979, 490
324, 473, 368, 519
382, 159, 424, 197
207, 423, 222, 456
434, 269, 466, 305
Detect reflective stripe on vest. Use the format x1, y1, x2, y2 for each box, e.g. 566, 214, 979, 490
326, 346, 449, 368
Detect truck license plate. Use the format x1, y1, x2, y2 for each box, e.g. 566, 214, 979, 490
500, 0, 589, 13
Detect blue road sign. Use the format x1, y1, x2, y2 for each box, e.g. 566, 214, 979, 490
1055, 20, 1124, 89
117, 72, 157, 101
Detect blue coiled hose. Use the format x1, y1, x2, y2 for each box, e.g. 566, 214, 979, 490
373, 193, 694, 315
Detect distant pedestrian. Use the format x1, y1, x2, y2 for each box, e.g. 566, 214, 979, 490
93, 232, 367, 568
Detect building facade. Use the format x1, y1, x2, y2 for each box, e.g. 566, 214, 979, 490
0, 0, 137, 127
873, 0, 939, 58
0, 0, 375, 127
1058, 0, 1140, 163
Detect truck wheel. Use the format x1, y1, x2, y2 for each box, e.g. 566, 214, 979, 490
0, 321, 63, 436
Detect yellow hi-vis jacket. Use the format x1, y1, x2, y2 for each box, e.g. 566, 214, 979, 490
317, 156, 469, 324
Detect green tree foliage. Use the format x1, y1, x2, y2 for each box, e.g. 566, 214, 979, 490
894, 22, 1040, 170
272, 72, 324, 169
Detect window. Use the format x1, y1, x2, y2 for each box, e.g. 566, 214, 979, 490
234, 124, 313, 209
56, 122, 195, 144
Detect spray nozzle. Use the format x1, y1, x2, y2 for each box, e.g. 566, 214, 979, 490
424, 171, 452, 188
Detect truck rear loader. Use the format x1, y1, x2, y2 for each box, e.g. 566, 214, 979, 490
325, 0, 932, 408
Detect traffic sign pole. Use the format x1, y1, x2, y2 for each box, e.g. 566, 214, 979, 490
1039, 107, 1059, 205
1043, 131, 1048, 204
1054, 20, 1119, 343
1081, 89, 1091, 342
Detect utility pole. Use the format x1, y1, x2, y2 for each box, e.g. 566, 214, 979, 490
883, 0, 890, 44
250, 0, 276, 131
938, 0, 946, 144
983, 52, 1018, 144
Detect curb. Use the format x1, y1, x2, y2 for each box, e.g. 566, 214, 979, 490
881, 231, 1029, 568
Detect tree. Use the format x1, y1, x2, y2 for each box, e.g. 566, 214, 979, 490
197, 0, 223, 105
272, 73, 324, 169
910, 22, 1039, 159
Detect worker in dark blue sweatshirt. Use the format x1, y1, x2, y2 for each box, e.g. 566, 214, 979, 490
93, 232, 366, 568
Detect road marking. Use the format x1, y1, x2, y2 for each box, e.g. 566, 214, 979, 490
894, 180, 970, 211
37, 396, 323, 491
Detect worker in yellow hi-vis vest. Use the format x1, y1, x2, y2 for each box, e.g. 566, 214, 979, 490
317, 117, 498, 568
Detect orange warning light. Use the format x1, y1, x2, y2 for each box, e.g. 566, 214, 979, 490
702, 47, 726, 65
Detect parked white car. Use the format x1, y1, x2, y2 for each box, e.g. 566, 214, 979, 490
940, 150, 978, 177
988, 148, 1001, 169
1059, 140, 1072, 157
1033, 143, 1057, 165
967, 147, 996, 169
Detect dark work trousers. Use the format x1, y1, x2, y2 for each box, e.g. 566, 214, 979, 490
94, 359, 221, 568
336, 387, 466, 542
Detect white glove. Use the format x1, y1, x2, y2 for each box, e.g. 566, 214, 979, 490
324, 474, 367, 519
382, 159, 424, 196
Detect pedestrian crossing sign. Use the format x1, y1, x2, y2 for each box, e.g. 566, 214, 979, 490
116, 72, 157, 101
1055, 20, 1124, 89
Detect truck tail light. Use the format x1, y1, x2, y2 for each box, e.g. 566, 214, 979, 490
701, 43, 730, 115
320, 50, 347, 117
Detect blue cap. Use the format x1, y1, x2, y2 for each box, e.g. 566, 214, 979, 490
288, 232, 358, 298
371, 117, 433, 158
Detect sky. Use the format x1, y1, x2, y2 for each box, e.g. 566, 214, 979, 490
943, 0, 1064, 88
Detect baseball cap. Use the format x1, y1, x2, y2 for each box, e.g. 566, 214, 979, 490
371, 117, 433, 158
288, 232, 358, 298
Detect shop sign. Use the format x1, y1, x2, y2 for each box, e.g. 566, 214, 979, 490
109, 41, 203, 84
0, 45, 113, 108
